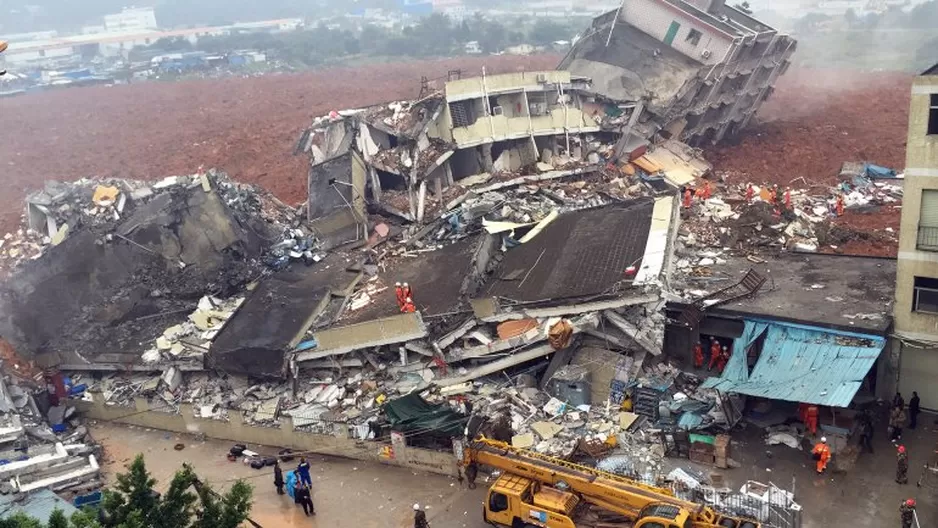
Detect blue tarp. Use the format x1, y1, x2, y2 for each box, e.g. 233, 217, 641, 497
285, 470, 297, 499
863, 163, 898, 179
702, 320, 885, 407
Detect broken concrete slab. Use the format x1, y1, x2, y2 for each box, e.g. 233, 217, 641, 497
297, 312, 428, 362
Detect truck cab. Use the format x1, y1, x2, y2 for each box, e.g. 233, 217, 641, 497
483, 474, 579, 528
483, 474, 703, 528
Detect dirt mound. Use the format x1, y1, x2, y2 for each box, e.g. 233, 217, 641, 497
705, 68, 912, 189
0, 55, 560, 237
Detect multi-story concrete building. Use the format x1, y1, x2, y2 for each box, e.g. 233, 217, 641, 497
560, 0, 796, 146
893, 62, 938, 410
103, 7, 159, 33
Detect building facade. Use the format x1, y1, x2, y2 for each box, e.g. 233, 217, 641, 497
894, 63, 938, 410
103, 7, 159, 33
559, 0, 796, 146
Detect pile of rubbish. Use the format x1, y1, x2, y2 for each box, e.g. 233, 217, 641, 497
0, 371, 100, 496
679, 171, 901, 261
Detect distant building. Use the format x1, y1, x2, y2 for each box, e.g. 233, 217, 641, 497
464, 41, 482, 54
893, 62, 938, 410
104, 7, 158, 33
561, 0, 796, 146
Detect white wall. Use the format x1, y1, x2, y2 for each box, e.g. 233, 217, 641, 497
104, 7, 158, 33
620, 0, 733, 65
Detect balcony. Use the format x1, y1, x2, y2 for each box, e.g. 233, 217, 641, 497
917, 225, 938, 251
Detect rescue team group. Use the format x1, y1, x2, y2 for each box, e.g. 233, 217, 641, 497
681, 180, 846, 217
810, 391, 923, 528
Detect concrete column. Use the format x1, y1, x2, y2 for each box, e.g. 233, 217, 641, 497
480, 143, 494, 172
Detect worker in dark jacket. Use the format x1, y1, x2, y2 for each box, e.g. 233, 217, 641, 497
900, 498, 915, 528
897, 445, 909, 484
273, 461, 284, 495
909, 392, 921, 430
414, 503, 429, 528
294, 482, 315, 516
296, 457, 312, 486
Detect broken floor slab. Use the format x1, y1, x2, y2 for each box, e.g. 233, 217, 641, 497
296, 312, 428, 363
211, 259, 360, 378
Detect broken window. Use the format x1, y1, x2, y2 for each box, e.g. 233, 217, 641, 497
929, 94, 938, 135
917, 189, 938, 251
686, 28, 703, 47
913, 276, 938, 313
449, 101, 474, 128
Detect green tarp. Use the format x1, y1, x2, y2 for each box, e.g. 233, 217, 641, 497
383, 393, 466, 437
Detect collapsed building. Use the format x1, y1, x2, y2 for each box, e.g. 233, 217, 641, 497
562, 0, 796, 146
0, 25, 804, 511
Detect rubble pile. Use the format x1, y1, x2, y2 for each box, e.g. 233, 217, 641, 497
678, 172, 901, 266
0, 372, 100, 496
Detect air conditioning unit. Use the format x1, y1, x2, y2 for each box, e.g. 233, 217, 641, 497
492, 106, 504, 116
700, 49, 712, 59
536, 73, 548, 83
529, 103, 548, 116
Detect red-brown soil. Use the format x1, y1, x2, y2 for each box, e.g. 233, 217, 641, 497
0, 55, 560, 235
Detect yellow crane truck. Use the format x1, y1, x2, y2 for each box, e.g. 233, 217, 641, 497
466, 438, 759, 528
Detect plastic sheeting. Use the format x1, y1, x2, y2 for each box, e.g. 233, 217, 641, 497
703, 320, 885, 407
383, 393, 467, 437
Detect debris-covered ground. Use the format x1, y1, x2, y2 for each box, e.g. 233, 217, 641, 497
0, 65, 909, 256
0, 55, 560, 237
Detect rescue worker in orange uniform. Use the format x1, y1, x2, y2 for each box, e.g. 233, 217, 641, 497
401, 297, 416, 313
805, 404, 819, 436
784, 187, 792, 211
394, 282, 405, 310
698, 180, 712, 200
835, 195, 845, 217
812, 437, 831, 474
768, 185, 777, 206
745, 183, 754, 204
714, 346, 731, 374
683, 188, 693, 209
708, 339, 722, 371
402, 282, 412, 302
692, 342, 705, 369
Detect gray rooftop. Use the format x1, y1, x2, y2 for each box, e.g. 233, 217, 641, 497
480, 200, 654, 304
681, 253, 896, 333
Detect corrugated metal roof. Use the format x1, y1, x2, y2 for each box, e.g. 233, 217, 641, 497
0, 489, 78, 522
702, 320, 885, 408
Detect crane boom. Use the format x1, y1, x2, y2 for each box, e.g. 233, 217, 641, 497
467, 438, 759, 528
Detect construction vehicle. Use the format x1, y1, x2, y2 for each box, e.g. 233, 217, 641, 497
1, 40, 7, 76
466, 438, 759, 528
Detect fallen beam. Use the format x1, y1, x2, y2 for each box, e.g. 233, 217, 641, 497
436, 343, 558, 387
475, 294, 659, 322
296, 312, 427, 361
471, 165, 601, 194
603, 310, 662, 356
434, 318, 477, 350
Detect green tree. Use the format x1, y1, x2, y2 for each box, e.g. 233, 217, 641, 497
97, 455, 252, 528
101, 455, 159, 526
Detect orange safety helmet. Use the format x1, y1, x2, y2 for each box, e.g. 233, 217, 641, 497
898, 445, 906, 454
906, 498, 916, 507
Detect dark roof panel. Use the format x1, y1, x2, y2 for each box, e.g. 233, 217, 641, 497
483, 200, 654, 303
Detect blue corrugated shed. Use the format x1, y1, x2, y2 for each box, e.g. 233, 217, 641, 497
702, 319, 884, 407
0, 489, 79, 522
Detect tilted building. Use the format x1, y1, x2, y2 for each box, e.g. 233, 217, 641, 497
560, 0, 796, 147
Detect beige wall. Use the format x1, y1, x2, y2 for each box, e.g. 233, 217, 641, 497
895, 75, 938, 337
445, 71, 571, 100
76, 393, 458, 477
450, 108, 599, 148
